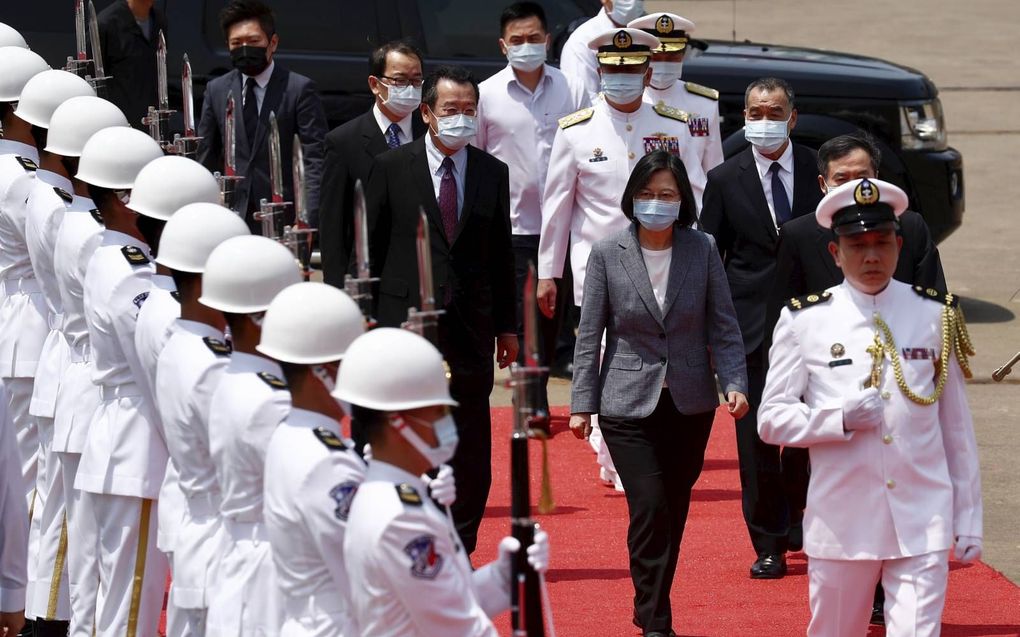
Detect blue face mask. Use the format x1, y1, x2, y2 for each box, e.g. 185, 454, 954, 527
601, 72, 646, 104
633, 199, 679, 231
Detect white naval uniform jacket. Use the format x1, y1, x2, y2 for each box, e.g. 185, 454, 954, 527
264, 409, 365, 636
344, 461, 508, 637
644, 81, 724, 197
76, 231, 167, 499
538, 95, 703, 305
759, 279, 982, 560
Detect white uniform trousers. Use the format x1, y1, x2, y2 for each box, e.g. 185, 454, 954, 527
170, 497, 227, 637
8, 377, 42, 617
206, 520, 283, 637
81, 491, 168, 637
807, 550, 950, 637
28, 416, 69, 620
57, 451, 98, 637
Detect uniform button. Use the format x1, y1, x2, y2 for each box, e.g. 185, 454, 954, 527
628, 151, 635, 160
626, 123, 633, 132
883, 434, 893, 445
886, 479, 896, 489
881, 391, 891, 400
660, 357, 667, 365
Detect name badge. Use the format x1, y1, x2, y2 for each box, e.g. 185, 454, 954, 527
828, 359, 853, 367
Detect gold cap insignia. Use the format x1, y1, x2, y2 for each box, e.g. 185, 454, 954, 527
830, 343, 845, 358
655, 15, 674, 34
854, 178, 880, 206
613, 30, 633, 49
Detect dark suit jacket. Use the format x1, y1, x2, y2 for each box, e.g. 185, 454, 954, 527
97, 1, 168, 130
319, 109, 427, 287
196, 65, 327, 229
764, 209, 947, 351
699, 144, 824, 354
366, 137, 515, 359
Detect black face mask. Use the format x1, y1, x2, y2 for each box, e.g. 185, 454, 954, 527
230, 45, 270, 76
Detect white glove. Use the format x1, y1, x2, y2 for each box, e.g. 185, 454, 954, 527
842, 387, 885, 431
953, 536, 982, 564
496, 536, 520, 581
423, 463, 456, 507
495, 529, 551, 578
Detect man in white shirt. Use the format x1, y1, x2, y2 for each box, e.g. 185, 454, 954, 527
478, 2, 578, 413
558, 0, 646, 106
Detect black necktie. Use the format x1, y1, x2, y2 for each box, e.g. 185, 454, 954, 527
243, 77, 258, 144
770, 162, 792, 226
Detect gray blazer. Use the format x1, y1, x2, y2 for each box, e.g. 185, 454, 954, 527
572, 224, 747, 420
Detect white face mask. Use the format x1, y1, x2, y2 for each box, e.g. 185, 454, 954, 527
744, 117, 790, 154
601, 72, 646, 104
392, 413, 459, 468
609, 0, 644, 25
649, 61, 683, 90
382, 82, 422, 118
431, 112, 477, 151
505, 42, 546, 72
633, 199, 680, 231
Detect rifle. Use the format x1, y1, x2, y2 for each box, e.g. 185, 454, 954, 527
171, 54, 201, 157
343, 179, 379, 326
507, 263, 556, 637
254, 111, 291, 241
141, 30, 175, 151
215, 93, 244, 210
400, 209, 444, 344
283, 133, 315, 281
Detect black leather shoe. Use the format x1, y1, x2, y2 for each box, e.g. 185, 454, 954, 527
788, 523, 804, 552
644, 632, 677, 637
750, 553, 787, 579
870, 600, 885, 626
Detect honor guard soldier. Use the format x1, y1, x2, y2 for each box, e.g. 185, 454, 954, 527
202, 235, 301, 637
759, 178, 982, 637
48, 98, 130, 637
73, 126, 168, 637
336, 328, 548, 637
629, 13, 723, 189
155, 204, 250, 635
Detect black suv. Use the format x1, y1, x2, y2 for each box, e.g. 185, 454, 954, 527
5, 0, 964, 241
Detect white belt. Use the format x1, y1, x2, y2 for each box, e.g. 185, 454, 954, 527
185, 491, 222, 518
99, 382, 141, 400
223, 519, 269, 542
284, 591, 347, 617
0, 277, 41, 295
48, 312, 65, 331
67, 342, 91, 364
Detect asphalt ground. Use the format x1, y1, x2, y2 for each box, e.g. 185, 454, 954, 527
493, 0, 1020, 583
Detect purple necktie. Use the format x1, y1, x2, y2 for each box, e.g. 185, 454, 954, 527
439, 156, 458, 242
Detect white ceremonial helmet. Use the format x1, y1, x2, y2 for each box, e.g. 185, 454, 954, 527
14, 69, 95, 128
76, 127, 164, 189
0, 47, 50, 102
0, 23, 28, 49
46, 96, 128, 157
155, 203, 250, 273
256, 282, 364, 364
332, 328, 458, 411
131, 156, 220, 220
200, 235, 302, 313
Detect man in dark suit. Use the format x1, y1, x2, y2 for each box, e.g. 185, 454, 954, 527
366, 65, 518, 555
97, 0, 168, 129
319, 40, 427, 287
196, 0, 327, 233
699, 77, 824, 580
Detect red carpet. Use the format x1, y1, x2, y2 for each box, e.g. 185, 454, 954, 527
473, 406, 1020, 637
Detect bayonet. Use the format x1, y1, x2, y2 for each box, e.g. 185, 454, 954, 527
141, 30, 174, 150
401, 209, 444, 341
156, 30, 169, 110
268, 111, 284, 203
216, 93, 244, 210
86, 1, 105, 82
256, 111, 291, 240
344, 179, 379, 326
284, 133, 315, 280
74, 0, 87, 61
172, 54, 201, 157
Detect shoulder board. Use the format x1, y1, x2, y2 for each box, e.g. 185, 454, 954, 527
653, 102, 690, 123
120, 245, 149, 266
90, 208, 104, 225
202, 336, 231, 356
786, 291, 833, 312
54, 187, 73, 203
170, 290, 181, 303
912, 285, 959, 307
15, 156, 37, 172
396, 483, 423, 506
256, 371, 287, 390
685, 81, 719, 101
312, 426, 347, 451
558, 107, 594, 129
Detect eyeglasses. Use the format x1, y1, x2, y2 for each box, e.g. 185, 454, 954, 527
380, 76, 424, 89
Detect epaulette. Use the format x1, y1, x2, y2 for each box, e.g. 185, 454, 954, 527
202, 336, 231, 356
256, 371, 287, 390
313, 426, 346, 451
396, 483, 423, 506
912, 285, 959, 307
558, 107, 594, 129
786, 291, 832, 312
53, 187, 73, 203
90, 208, 104, 225
685, 81, 719, 101
15, 156, 37, 172
120, 245, 149, 266
653, 102, 690, 123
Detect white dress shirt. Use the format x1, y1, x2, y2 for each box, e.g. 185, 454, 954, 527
372, 103, 414, 146
242, 60, 275, 114
424, 132, 467, 219
751, 140, 794, 228
477, 64, 578, 236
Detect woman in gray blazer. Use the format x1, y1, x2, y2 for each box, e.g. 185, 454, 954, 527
569, 151, 748, 637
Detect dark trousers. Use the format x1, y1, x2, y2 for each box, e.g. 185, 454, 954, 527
736, 346, 808, 556
600, 391, 715, 634
511, 235, 562, 410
